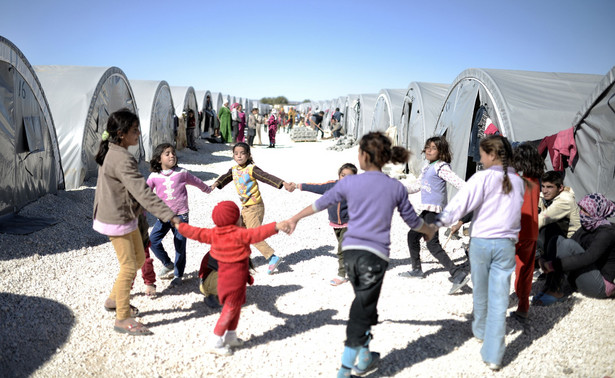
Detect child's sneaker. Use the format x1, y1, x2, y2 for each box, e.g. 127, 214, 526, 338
206, 335, 233, 356
158, 263, 174, 280
352, 352, 380, 376
144, 284, 156, 296
169, 276, 182, 287
223, 331, 245, 347
267, 255, 282, 275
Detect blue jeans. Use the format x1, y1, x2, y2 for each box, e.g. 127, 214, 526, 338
469, 237, 515, 366
150, 213, 188, 277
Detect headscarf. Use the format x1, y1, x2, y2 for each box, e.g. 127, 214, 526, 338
577, 193, 615, 231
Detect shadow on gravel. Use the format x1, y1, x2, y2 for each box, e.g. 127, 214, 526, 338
376, 318, 474, 376
0, 293, 74, 377
250, 245, 335, 275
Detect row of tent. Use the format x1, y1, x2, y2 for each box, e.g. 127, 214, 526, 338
0, 36, 271, 216
297, 67, 615, 203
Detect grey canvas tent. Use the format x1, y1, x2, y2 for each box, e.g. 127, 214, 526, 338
434, 68, 602, 198
370, 89, 406, 140
130, 80, 175, 161
345, 94, 360, 138
0, 36, 64, 216
355, 94, 378, 140
398, 82, 450, 175
170, 86, 199, 131
564, 66, 615, 200
35, 65, 139, 189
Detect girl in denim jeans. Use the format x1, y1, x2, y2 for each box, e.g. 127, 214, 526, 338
436, 135, 525, 370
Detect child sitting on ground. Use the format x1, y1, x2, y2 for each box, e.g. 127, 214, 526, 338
291, 163, 358, 286
178, 201, 289, 355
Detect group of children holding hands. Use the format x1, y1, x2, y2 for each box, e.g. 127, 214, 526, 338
93, 109, 613, 375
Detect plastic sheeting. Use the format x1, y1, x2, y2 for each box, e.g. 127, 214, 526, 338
130, 80, 175, 161
370, 89, 406, 140
435, 68, 602, 195
398, 83, 450, 175
0, 36, 63, 216
355, 94, 378, 140
35, 65, 139, 189
565, 66, 615, 200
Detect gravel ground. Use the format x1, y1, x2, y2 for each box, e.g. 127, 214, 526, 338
1, 132, 614, 377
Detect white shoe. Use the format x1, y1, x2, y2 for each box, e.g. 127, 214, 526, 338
224, 331, 245, 347
205, 344, 233, 356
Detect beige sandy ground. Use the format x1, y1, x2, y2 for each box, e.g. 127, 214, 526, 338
0, 131, 613, 377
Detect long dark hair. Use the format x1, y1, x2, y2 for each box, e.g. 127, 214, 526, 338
512, 143, 544, 179
232, 142, 254, 165
479, 135, 513, 194
359, 132, 410, 169
95, 109, 139, 166
150, 143, 176, 173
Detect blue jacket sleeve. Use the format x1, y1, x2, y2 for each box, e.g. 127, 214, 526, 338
300, 180, 338, 195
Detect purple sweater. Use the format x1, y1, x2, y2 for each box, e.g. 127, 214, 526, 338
147, 167, 212, 215
313, 171, 423, 261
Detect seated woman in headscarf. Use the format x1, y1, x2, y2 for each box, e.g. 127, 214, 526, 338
534, 193, 615, 305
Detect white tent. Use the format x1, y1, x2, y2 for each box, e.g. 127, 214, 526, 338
35, 65, 139, 189
355, 94, 378, 139
130, 80, 175, 161
564, 66, 615, 200
435, 68, 602, 197
345, 94, 360, 138
0, 36, 64, 216
370, 88, 406, 140
170, 86, 199, 130
398, 82, 450, 175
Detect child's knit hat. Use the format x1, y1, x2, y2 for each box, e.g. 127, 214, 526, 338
212, 201, 240, 227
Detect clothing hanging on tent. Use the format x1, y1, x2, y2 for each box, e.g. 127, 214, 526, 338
538, 127, 577, 171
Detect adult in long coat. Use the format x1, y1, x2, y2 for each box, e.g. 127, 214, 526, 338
218, 102, 233, 143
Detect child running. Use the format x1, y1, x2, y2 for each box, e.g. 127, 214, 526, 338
285, 132, 437, 377
93, 109, 180, 335
212, 142, 294, 274
435, 135, 524, 370
146, 143, 212, 287
400, 136, 470, 295
293, 163, 358, 286
177, 201, 289, 355
511, 143, 544, 321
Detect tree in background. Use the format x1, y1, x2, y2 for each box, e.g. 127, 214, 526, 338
260, 96, 289, 105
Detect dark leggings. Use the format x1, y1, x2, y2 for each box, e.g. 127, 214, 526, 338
408, 211, 460, 277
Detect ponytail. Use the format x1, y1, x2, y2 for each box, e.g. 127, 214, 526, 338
95, 108, 140, 166
480, 135, 513, 194
359, 132, 409, 169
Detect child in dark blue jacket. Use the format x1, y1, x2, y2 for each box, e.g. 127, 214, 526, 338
297, 163, 357, 286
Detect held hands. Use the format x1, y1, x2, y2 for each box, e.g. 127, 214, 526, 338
276, 220, 291, 234
171, 216, 183, 228
283, 182, 297, 192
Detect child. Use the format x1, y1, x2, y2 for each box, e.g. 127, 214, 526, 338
511, 143, 544, 321
267, 109, 279, 148
435, 135, 525, 370
146, 143, 212, 287
212, 142, 294, 274
401, 136, 469, 295
178, 201, 289, 355
294, 163, 358, 286
285, 132, 437, 378
93, 109, 180, 335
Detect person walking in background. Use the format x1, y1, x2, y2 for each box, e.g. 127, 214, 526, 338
212, 142, 294, 274
285, 132, 437, 378
93, 109, 180, 336
510, 143, 544, 321
178, 201, 290, 355
231, 103, 239, 142
288, 106, 296, 133
146, 143, 213, 287
236, 104, 246, 143
400, 136, 470, 295
186, 109, 197, 151
218, 101, 232, 143
247, 108, 259, 147
267, 109, 279, 148
435, 135, 524, 370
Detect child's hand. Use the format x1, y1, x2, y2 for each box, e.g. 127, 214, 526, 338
276, 220, 291, 234
171, 216, 183, 228
283, 182, 296, 192
450, 220, 463, 235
